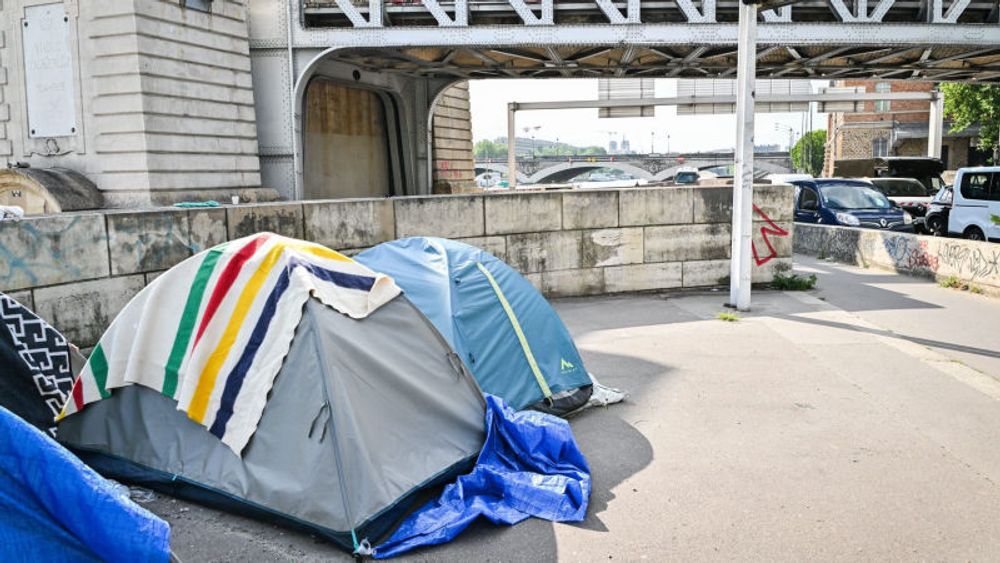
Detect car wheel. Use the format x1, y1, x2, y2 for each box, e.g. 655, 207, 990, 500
926, 216, 944, 236
964, 226, 986, 241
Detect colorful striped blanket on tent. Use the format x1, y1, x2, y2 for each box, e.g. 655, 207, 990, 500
58, 233, 401, 455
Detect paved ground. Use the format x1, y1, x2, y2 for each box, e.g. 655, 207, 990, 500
795, 253, 1000, 378
149, 258, 1000, 561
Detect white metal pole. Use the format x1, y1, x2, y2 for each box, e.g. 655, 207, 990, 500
507, 102, 517, 189
927, 90, 944, 159
729, 0, 758, 311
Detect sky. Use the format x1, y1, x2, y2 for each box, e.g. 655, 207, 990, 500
469, 78, 831, 153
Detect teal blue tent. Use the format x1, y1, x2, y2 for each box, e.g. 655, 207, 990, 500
356, 237, 593, 415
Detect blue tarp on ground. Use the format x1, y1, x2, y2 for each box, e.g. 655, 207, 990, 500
357, 237, 592, 411
373, 395, 591, 559
0, 406, 170, 562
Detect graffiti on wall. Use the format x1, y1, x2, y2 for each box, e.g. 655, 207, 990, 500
882, 236, 940, 272
880, 234, 1000, 281
937, 241, 1000, 280
751, 204, 789, 266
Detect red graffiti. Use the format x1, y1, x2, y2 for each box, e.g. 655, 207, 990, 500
751, 204, 789, 266
906, 240, 939, 271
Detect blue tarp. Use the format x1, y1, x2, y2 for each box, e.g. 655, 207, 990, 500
0, 406, 170, 562
357, 237, 592, 411
373, 395, 591, 558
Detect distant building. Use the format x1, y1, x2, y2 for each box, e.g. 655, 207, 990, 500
621, 139, 632, 154
823, 80, 987, 175
609, 140, 619, 154
755, 143, 782, 153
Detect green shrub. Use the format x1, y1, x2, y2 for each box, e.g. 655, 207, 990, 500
771, 273, 818, 291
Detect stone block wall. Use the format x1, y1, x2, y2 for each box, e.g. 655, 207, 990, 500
0, 185, 793, 347
0, 0, 267, 207
431, 81, 477, 193
794, 223, 1000, 295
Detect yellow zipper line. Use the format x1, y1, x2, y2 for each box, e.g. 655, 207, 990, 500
476, 262, 551, 398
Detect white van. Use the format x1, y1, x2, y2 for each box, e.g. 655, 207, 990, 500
767, 173, 813, 185
948, 166, 1000, 241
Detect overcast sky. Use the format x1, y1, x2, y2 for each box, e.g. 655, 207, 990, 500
469, 78, 831, 153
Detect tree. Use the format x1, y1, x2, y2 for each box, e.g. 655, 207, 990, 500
791, 130, 826, 176
941, 82, 1000, 162
474, 139, 506, 159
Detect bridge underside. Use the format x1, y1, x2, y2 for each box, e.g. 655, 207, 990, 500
326, 42, 1000, 82
302, 0, 1000, 82
252, 1, 1000, 197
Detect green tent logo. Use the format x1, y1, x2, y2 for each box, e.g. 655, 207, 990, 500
560, 358, 575, 372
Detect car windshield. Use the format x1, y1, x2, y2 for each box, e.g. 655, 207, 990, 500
873, 179, 929, 197
676, 172, 698, 183
819, 184, 893, 210
932, 186, 953, 204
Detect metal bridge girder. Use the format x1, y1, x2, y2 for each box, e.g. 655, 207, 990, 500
930, 0, 972, 23
676, 0, 717, 23
595, 0, 642, 24
828, 0, 896, 22
507, 0, 554, 25
331, 0, 382, 27
420, 0, 469, 27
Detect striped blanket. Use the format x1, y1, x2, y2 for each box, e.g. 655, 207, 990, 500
58, 233, 401, 454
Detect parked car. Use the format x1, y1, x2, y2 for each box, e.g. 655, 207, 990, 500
792, 178, 915, 232
948, 166, 1000, 241
866, 177, 933, 232
674, 166, 700, 185
924, 186, 953, 236
833, 156, 945, 193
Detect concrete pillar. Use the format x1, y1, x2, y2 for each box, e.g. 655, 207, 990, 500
507, 103, 518, 188
729, 0, 758, 311
928, 90, 944, 159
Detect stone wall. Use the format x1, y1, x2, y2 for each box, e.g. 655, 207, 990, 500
1, 185, 793, 348
431, 81, 476, 193
795, 223, 1000, 295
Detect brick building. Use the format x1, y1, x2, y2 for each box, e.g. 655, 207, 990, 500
823, 80, 988, 176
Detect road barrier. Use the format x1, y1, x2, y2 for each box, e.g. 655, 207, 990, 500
794, 224, 1000, 296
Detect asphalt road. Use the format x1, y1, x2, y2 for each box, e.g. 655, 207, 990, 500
794, 253, 1000, 379
149, 280, 1000, 562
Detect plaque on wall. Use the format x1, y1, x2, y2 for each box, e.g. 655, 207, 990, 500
22, 4, 77, 138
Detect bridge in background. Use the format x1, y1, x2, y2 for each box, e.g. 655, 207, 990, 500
474, 152, 794, 183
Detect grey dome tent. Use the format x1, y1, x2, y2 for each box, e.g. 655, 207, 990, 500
56, 235, 487, 551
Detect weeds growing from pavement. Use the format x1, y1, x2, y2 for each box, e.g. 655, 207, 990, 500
717, 312, 740, 322
939, 275, 961, 289
771, 273, 818, 291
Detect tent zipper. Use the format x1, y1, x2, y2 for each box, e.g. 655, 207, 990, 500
474, 262, 552, 399
315, 362, 367, 555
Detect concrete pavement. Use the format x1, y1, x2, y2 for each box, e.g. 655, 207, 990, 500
150, 272, 1000, 561
795, 253, 1000, 379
